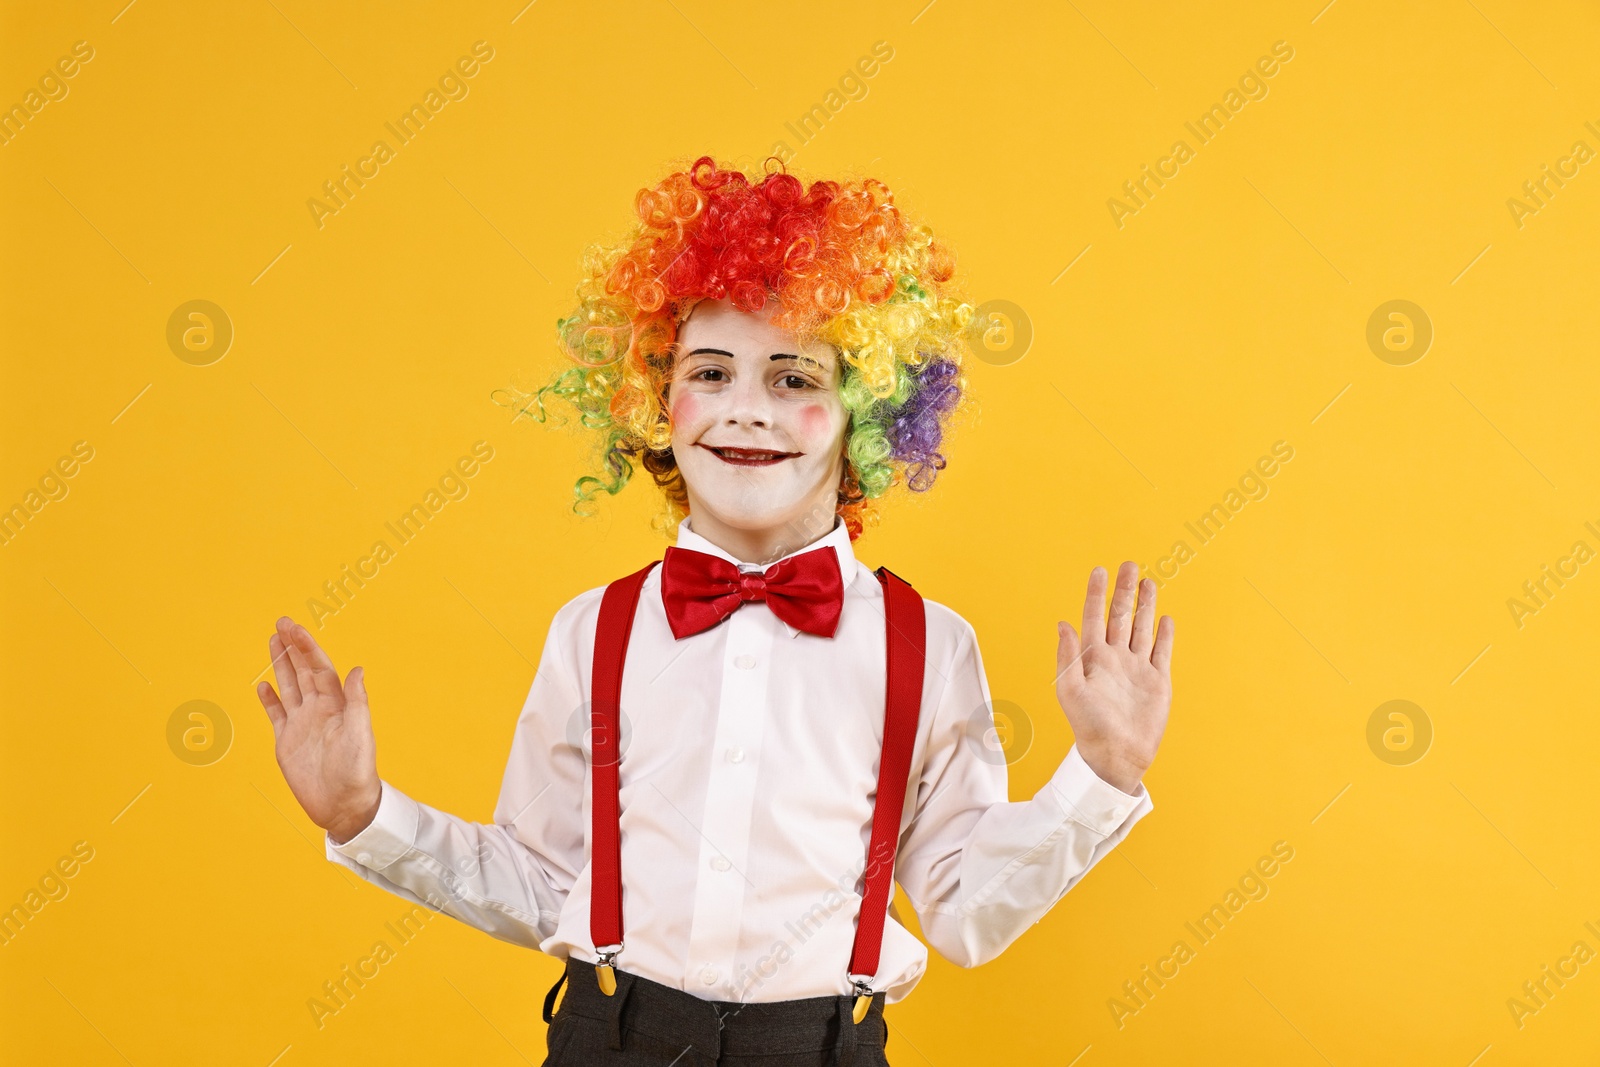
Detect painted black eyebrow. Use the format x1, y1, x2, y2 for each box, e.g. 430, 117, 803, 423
685, 348, 806, 362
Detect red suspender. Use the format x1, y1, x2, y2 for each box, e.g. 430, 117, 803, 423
588, 558, 660, 993
846, 565, 925, 1018
586, 558, 925, 1019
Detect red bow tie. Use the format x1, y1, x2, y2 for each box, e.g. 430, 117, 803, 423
660, 545, 845, 639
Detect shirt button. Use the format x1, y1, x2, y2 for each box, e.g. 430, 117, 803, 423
726, 746, 745, 763
711, 855, 731, 872
356, 851, 373, 865
733, 654, 756, 670
700, 966, 719, 985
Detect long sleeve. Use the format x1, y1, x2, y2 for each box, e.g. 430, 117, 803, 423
322, 599, 591, 951
892, 618, 1154, 969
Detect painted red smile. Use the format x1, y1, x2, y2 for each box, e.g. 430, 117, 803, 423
700, 444, 799, 467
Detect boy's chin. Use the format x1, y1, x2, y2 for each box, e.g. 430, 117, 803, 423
694, 500, 801, 530
687, 491, 817, 532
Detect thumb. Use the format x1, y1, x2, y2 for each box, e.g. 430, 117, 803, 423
257, 681, 287, 738
343, 665, 368, 708
1056, 620, 1084, 684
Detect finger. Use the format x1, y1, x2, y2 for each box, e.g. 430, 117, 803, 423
1151, 615, 1175, 674
1055, 621, 1085, 688
1131, 577, 1157, 656
256, 681, 287, 737
268, 632, 301, 709
277, 617, 324, 704
1105, 561, 1139, 648
289, 622, 345, 700
1081, 566, 1108, 645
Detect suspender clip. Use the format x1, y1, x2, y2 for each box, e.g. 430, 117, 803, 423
850, 979, 874, 1023
596, 946, 621, 996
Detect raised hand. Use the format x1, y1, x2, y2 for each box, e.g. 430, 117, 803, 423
1055, 562, 1174, 795
256, 617, 382, 844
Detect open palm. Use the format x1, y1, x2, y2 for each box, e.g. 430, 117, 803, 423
1055, 562, 1174, 794
257, 617, 381, 844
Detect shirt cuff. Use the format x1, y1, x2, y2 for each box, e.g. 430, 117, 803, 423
324, 780, 418, 871
1047, 744, 1148, 835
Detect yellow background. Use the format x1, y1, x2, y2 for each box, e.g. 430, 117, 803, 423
3, 0, 1598, 1063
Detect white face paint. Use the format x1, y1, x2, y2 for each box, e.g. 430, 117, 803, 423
667, 298, 851, 563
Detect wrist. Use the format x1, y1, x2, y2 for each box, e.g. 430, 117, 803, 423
1075, 741, 1148, 794
327, 784, 382, 845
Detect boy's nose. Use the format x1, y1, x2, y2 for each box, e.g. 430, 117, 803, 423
724, 378, 774, 426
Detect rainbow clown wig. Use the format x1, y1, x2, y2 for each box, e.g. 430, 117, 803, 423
502, 155, 976, 542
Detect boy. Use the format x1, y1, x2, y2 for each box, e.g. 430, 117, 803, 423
258, 156, 1174, 1066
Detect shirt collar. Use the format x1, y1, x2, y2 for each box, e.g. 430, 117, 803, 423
673, 514, 860, 638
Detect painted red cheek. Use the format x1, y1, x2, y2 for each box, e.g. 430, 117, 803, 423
797, 403, 830, 439
671, 394, 697, 425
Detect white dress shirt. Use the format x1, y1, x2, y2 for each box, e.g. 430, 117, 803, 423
325, 514, 1154, 1004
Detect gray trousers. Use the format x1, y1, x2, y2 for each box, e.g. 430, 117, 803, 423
541, 956, 892, 1066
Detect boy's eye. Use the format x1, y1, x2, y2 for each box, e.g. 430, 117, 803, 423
690, 368, 817, 390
